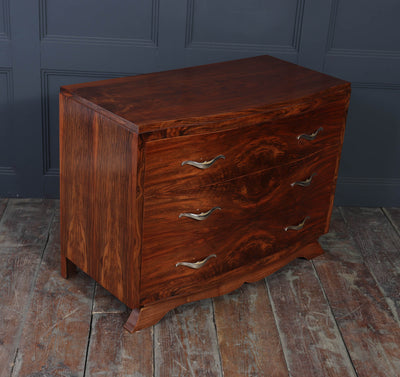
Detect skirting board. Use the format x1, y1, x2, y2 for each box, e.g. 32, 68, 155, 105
335, 177, 400, 207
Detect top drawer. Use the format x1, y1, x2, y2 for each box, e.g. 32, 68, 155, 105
144, 104, 346, 195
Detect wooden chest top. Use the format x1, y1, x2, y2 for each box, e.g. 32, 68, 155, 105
61, 55, 349, 135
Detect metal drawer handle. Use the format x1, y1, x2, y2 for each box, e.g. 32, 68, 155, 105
291, 173, 316, 187
181, 154, 225, 169
297, 127, 324, 141
284, 216, 310, 231
179, 206, 221, 221
176, 254, 217, 269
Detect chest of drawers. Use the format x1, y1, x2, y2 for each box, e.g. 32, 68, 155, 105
59, 55, 351, 332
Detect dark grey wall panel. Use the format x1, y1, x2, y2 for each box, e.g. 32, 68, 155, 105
320, 0, 400, 205
331, 0, 400, 51
0, 68, 13, 167
187, 0, 302, 51
335, 84, 400, 205
0, 0, 10, 38
339, 85, 400, 178
40, 0, 158, 44
1, 0, 399, 205
39, 0, 159, 73
0, 0, 10, 66
0, 67, 16, 194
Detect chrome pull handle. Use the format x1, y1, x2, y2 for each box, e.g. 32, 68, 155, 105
181, 154, 225, 169
285, 216, 310, 231
297, 127, 324, 141
176, 254, 217, 269
179, 206, 221, 221
291, 173, 316, 187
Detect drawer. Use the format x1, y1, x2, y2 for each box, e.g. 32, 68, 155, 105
144, 103, 345, 196
140, 148, 339, 304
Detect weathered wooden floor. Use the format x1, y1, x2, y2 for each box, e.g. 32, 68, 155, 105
1, 199, 400, 377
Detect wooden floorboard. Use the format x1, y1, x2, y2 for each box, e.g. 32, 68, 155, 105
267, 257, 356, 377
1, 200, 400, 377
0, 198, 8, 219
213, 280, 289, 377
10, 211, 95, 377
341, 207, 400, 324
0, 199, 56, 377
384, 208, 400, 237
154, 299, 222, 377
85, 313, 153, 377
316, 207, 400, 377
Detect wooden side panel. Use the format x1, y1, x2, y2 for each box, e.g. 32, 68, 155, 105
60, 93, 142, 309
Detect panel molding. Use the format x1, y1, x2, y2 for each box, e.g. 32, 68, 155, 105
0, 67, 14, 176
0, 166, 15, 175
39, 0, 160, 47
336, 177, 400, 206
351, 82, 400, 90
0, 0, 10, 40
0, 66, 12, 100
41, 69, 136, 176
184, 0, 305, 53
325, 0, 400, 59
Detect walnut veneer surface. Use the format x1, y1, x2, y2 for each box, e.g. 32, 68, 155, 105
59, 55, 351, 332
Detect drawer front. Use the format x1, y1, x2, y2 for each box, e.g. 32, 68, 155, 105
140, 148, 339, 304
144, 103, 346, 196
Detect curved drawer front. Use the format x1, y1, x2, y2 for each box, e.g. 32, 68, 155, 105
144, 103, 346, 196
140, 148, 338, 304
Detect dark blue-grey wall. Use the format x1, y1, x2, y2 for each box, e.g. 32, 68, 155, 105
1, 0, 399, 206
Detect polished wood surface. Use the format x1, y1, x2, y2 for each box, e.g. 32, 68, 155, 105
144, 100, 347, 194
59, 54, 350, 332
61, 55, 349, 133
60, 93, 143, 309
141, 149, 338, 302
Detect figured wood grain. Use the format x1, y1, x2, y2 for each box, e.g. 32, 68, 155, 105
60, 94, 143, 309
213, 281, 289, 377
267, 258, 356, 377
154, 299, 222, 377
10, 215, 94, 377
125, 241, 326, 332
62, 55, 349, 135
144, 101, 347, 194
85, 313, 153, 377
341, 207, 400, 323
141, 150, 337, 303
316, 208, 400, 376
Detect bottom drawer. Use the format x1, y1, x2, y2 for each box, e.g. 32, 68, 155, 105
140, 148, 338, 304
